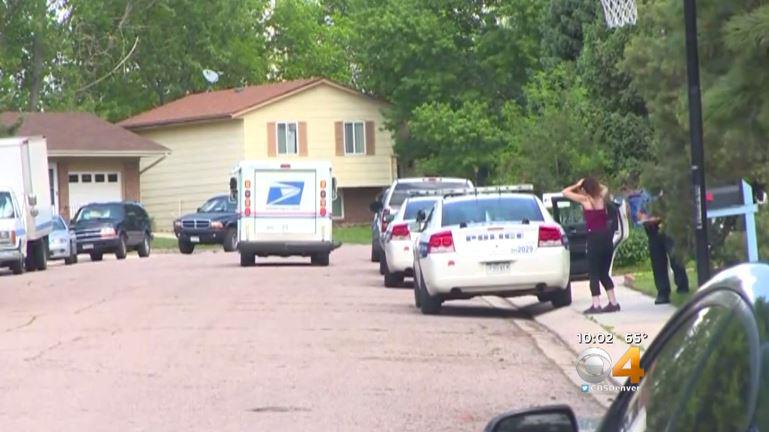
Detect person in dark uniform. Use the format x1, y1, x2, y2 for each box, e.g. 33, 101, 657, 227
637, 191, 690, 304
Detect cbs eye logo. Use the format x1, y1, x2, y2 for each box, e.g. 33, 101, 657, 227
576, 347, 645, 384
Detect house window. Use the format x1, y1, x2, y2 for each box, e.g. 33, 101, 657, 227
69, 174, 79, 183
94, 174, 105, 183
332, 190, 344, 219
277, 122, 298, 155
81, 174, 92, 183
344, 122, 365, 155
107, 174, 118, 183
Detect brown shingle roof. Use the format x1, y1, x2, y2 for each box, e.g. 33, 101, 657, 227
119, 78, 325, 129
0, 112, 168, 156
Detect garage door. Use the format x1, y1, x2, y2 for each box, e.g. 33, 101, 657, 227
68, 172, 122, 216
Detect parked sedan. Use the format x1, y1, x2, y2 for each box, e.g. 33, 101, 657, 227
380, 196, 439, 287
412, 186, 572, 314
485, 263, 769, 432
172, 195, 238, 254
48, 215, 77, 265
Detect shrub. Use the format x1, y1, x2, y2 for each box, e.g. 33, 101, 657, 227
615, 227, 649, 267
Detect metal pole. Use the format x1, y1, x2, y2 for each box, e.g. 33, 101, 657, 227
683, 0, 710, 285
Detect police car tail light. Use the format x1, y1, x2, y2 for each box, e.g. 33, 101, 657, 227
381, 208, 391, 233
428, 231, 454, 254
538, 225, 564, 247
391, 223, 410, 240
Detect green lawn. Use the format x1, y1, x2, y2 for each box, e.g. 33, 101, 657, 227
618, 263, 697, 308
151, 236, 220, 252
334, 224, 371, 245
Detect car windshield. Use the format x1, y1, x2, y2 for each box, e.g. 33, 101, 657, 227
199, 197, 235, 213
403, 199, 438, 220
442, 196, 544, 227
52, 217, 66, 231
0, 192, 15, 218
75, 204, 124, 222
390, 181, 469, 207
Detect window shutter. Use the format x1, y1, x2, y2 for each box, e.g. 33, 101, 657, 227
267, 122, 277, 157
365, 121, 375, 155
298, 122, 308, 156
335, 121, 344, 156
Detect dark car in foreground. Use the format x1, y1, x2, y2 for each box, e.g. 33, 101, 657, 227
72, 201, 152, 261
484, 263, 769, 432
173, 195, 238, 254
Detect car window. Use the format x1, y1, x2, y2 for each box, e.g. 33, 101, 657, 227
404, 199, 438, 220
52, 217, 66, 231
554, 199, 585, 226
75, 203, 125, 222
0, 191, 15, 218
389, 181, 468, 207
225, 198, 237, 212
199, 197, 227, 213
441, 197, 543, 227
607, 292, 757, 432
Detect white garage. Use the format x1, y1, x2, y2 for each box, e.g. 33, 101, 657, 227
68, 171, 122, 216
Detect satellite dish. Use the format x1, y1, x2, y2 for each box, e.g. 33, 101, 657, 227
203, 69, 219, 85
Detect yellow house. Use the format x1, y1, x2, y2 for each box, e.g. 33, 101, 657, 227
120, 78, 396, 230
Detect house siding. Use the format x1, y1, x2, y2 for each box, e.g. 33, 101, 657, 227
137, 120, 245, 230
241, 84, 396, 188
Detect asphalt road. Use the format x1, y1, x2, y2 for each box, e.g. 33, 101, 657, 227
0, 245, 603, 431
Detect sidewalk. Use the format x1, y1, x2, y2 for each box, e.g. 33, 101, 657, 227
485, 277, 677, 407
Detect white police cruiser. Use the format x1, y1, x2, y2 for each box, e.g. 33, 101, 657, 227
412, 185, 571, 314
380, 195, 441, 287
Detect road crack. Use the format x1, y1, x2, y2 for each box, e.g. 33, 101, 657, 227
4, 315, 38, 333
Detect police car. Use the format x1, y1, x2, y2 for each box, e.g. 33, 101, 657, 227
380, 195, 441, 287
412, 186, 571, 315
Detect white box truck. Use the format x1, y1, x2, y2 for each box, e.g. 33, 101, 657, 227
0, 136, 55, 274
230, 160, 341, 267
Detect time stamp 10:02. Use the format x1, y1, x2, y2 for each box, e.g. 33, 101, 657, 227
577, 332, 649, 345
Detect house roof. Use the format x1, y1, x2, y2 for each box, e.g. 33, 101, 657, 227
0, 112, 169, 157
119, 78, 383, 129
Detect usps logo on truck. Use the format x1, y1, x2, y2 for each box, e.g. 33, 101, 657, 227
267, 181, 304, 206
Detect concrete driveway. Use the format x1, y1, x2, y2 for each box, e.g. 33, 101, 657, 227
0, 246, 603, 431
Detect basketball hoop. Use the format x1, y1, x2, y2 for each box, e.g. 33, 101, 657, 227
600, 0, 638, 28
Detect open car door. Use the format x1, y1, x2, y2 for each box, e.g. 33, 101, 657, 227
544, 193, 630, 281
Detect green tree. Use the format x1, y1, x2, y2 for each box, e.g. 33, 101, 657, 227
61, 0, 270, 121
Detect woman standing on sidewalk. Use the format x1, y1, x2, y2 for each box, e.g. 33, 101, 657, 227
562, 177, 620, 314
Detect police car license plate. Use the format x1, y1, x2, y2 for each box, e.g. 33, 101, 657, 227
486, 262, 511, 274
190, 236, 200, 243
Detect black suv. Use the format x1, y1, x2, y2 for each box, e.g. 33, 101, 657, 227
173, 195, 238, 254
72, 201, 152, 261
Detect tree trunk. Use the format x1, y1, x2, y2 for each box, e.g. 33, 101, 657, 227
27, 33, 44, 111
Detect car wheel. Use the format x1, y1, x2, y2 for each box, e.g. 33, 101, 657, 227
90, 252, 103, 262
64, 249, 77, 265
311, 253, 330, 266
550, 283, 573, 308
115, 235, 128, 260
371, 241, 380, 262
379, 257, 387, 275
418, 274, 442, 315
383, 260, 404, 287
240, 251, 255, 267
33, 239, 48, 271
11, 256, 24, 275
413, 272, 422, 308
178, 240, 194, 255
137, 233, 151, 258
223, 228, 237, 252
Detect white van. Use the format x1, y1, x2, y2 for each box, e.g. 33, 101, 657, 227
230, 160, 340, 267
0, 136, 54, 274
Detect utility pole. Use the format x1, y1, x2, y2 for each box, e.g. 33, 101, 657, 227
683, 0, 710, 285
